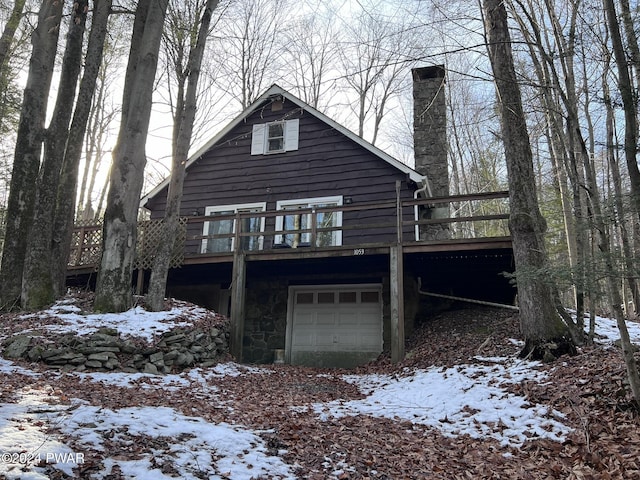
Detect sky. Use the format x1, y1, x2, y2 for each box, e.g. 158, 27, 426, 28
0, 301, 638, 479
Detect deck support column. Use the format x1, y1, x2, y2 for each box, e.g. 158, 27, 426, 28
230, 252, 246, 361
390, 245, 405, 362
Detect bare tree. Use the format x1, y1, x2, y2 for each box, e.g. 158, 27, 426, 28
482, 0, 575, 360
338, 8, 417, 144
213, 0, 288, 109
603, 0, 640, 222
49, 0, 114, 298
22, 0, 90, 309
94, 0, 169, 312
0, 0, 30, 207
0, 1, 26, 113
77, 10, 127, 221
146, 0, 220, 311
0, 0, 63, 310
281, 9, 339, 110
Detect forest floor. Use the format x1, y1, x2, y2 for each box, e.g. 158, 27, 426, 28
0, 295, 639, 479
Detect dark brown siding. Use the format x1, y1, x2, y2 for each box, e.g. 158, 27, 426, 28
145, 99, 418, 251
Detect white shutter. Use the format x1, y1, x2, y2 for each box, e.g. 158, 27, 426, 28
284, 119, 299, 151
251, 124, 266, 155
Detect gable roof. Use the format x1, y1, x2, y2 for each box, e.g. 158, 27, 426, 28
141, 84, 425, 207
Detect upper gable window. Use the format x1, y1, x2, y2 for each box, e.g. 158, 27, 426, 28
251, 119, 299, 155
267, 122, 285, 153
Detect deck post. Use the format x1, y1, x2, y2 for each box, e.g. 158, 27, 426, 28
390, 245, 405, 362
230, 251, 246, 361
135, 269, 144, 295
390, 180, 405, 363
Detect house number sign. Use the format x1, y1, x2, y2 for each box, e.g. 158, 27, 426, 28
353, 248, 365, 256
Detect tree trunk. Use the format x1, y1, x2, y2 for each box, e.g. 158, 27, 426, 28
603, 0, 640, 221
0, 0, 26, 87
619, 0, 640, 111
22, 0, 89, 310
483, 0, 574, 360
602, 53, 640, 314
51, 0, 112, 298
94, 0, 169, 313
81, 64, 118, 220
147, 0, 219, 311
509, 1, 588, 324
0, 0, 63, 310
580, 129, 640, 404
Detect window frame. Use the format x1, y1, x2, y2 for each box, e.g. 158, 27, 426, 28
265, 121, 285, 153
274, 196, 343, 248
201, 202, 267, 253
251, 119, 299, 155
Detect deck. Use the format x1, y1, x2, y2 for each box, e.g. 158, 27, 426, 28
68, 190, 512, 274
68, 189, 513, 362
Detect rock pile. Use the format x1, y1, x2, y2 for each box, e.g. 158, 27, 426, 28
2, 324, 230, 374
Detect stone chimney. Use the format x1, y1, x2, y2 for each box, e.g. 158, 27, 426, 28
412, 65, 449, 240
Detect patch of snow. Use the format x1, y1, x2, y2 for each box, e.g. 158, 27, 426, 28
0, 358, 42, 377
17, 300, 213, 341
76, 371, 192, 391
589, 315, 640, 344
312, 359, 571, 448
0, 388, 83, 480
57, 404, 296, 480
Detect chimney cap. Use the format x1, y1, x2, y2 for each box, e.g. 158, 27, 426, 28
412, 65, 446, 82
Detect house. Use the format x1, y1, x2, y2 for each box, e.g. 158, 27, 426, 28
132, 66, 515, 368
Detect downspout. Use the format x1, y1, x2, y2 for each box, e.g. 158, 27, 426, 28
414, 177, 432, 241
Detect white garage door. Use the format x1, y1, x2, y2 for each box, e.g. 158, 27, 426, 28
288, 285, 383, 368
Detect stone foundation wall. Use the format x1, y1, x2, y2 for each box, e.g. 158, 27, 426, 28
2, 324, 230, 374
243, 280, 288, 364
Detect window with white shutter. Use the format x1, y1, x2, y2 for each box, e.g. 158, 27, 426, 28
250, 119, 299, 155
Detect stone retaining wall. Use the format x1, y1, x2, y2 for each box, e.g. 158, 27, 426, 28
2, 324, 230, 374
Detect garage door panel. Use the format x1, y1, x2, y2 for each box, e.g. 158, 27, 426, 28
315, 332, 336, 346
295, 312, 315, 325
338, 332, 358, 347
316, 312, 337, 325
359, 332, 381, 348
292, 332, 315, 347
290, 286, 383, 368
337, 312, 359, 325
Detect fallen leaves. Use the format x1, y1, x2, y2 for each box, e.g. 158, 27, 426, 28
1, 302, 640, 479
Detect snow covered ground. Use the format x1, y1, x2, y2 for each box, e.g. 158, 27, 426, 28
0, 302, 638, 480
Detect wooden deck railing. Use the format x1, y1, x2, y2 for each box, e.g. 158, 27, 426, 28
68, 190, 511, 270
